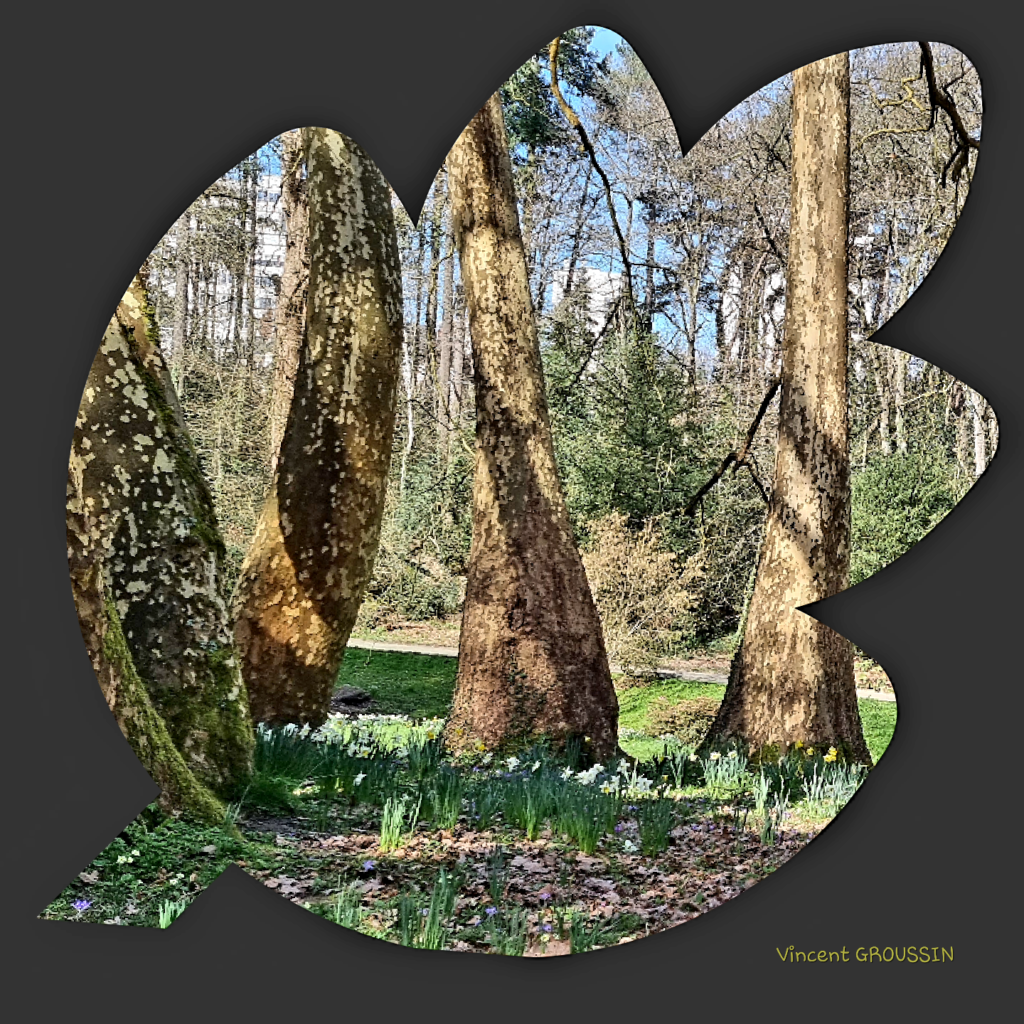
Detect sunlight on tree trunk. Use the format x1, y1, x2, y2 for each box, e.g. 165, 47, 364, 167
704, 53, 871, 764
231, 127, 404, 727
443, 93, 619, 761
70, 273, 254, 794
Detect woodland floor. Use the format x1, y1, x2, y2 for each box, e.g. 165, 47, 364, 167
43, 640, 895, 951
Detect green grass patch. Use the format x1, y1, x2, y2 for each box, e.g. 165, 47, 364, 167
337, 649, 457, 719
859, 698, 897, 764
616, 676, 896, 764
334, 653, 896, 764
616, 678, 727, 735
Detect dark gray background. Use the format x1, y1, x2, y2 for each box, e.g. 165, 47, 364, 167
5, 0, 1015, 1014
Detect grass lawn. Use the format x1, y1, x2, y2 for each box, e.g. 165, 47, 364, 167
337, 648, 897, 763
338, 649, 457, 719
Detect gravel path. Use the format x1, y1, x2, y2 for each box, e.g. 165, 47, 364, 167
345, 638, 896, 702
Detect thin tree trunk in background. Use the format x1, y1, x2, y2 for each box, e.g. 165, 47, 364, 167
892, 348, 910, 454
71, 272, 255, 792
967, 387, 988, 477
443, 93, 619, 761
246, 158, 259, 369
704, 52, 869, 764
865, 345, 891, 455
171, 213, 190, 389
450, 287, 467, 425
232, 127, 404, 728
436, 206, 456, 454
269, 129, 308, 474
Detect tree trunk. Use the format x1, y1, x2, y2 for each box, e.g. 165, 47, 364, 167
269, 129, 308, 474
436, 195, 456, 454
67, 461, 226, 823
967, 387, 988, 477
704, 53, 870, 764
231, 127, 404, 727
443, 94, 619, 761
171, 212, 190, 390
71, 272, 254, 793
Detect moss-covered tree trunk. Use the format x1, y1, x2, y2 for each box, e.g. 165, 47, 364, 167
442, 94, 619, 761
269, 128, 309, 475
231, 128, 404, 727
70, 272, 254, 793
703, 53, 871, 764
67, 465, 225, 823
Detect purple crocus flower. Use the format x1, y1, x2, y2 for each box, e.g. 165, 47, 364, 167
362, 860, 375, 871
614, 823, 624, 833
72, 899, 92, 912
542, 923, 553, 932
539, 892, 551, 901
485, 906, 497, 917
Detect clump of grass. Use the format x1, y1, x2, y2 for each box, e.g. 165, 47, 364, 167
469, 780, 503, 830
636, 795, 675, 855
157, 899, 188, 928
423, 766, 464, 829
485, 846, 509, 904
701, 747, 749, 800
569, 911, 617, 954
396, 868, 462, 950
330, 883, 365, 929
484, 906, 530, 956
379, 794, 422, 852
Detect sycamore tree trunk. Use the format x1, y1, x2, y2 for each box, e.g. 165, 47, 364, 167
269, 128, 309, 474
704, 53, 870, 764
70, 272, 254, 794
67, 462, 225, 823
231, 127, 404, 727
443, 94, 619, 761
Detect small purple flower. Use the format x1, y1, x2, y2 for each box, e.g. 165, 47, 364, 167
542, 923, 553, 932
72, 899, 92, 912
626, 805, 637, 812
614, 823, 624, 833
539, 892, 551, 901
362, 860, 375, 871
485, 906, 498, 917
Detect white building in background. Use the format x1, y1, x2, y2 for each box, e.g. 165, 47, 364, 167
550, 264, 624, 331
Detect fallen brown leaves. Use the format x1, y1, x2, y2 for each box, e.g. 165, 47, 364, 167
241, 807, 820, 949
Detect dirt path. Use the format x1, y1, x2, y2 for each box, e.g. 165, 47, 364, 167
345, 638, 896, 702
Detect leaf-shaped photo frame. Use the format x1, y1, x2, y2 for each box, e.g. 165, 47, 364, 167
45, 28, 987, 952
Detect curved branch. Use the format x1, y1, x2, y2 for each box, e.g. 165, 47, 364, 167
683, 378, 780, 516
548, 36, 635, 314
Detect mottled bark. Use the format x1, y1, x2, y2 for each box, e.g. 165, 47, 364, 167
443, 94, 619, 761
67, 465, 225, 823
270, 129, 309, 473
704, 54, 870, 764
70, 273, 254, 793
232, 128, 403, 727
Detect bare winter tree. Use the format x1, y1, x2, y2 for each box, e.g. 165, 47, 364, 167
442, 93, 619, 761
703, 53, 871, 763
231, 127, 404, 727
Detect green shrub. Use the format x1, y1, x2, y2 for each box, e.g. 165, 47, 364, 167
850, 451, 959, 586
645, 695, 721, 746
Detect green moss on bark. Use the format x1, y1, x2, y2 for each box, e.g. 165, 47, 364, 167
101, 598, 227, 826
